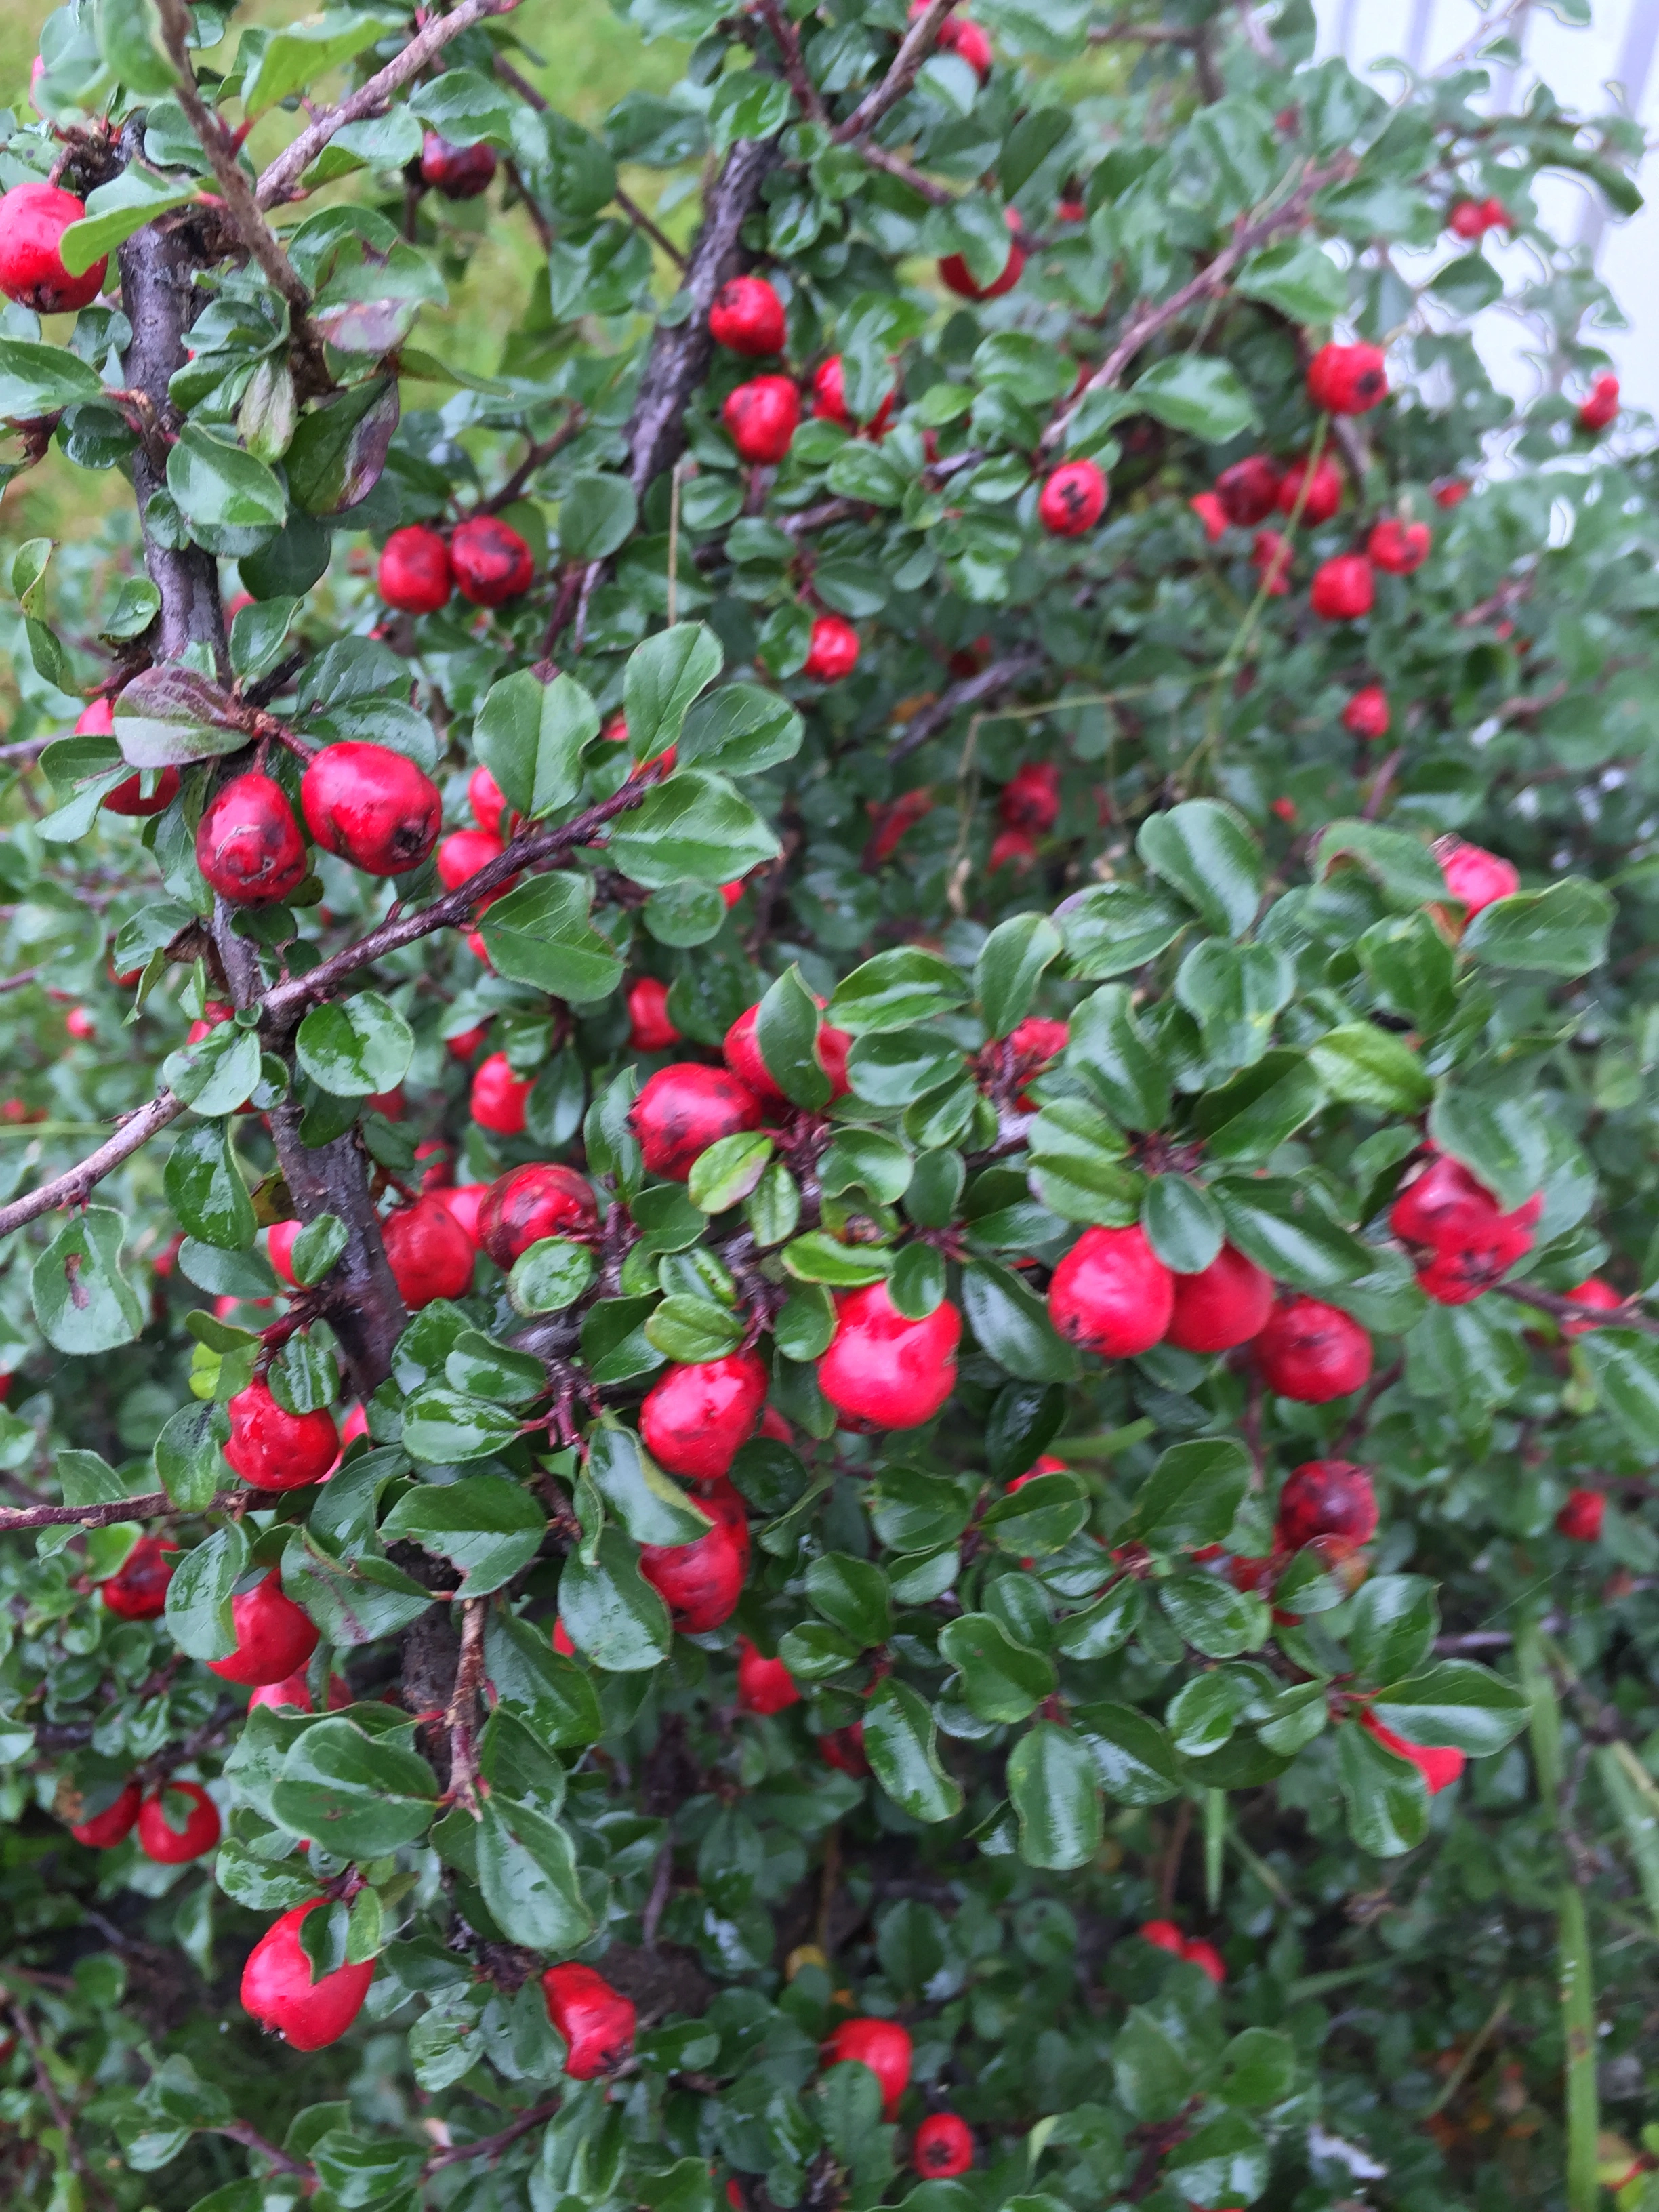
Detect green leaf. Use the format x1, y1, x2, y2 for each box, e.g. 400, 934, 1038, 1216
161, 1021, 264, 1118
1174, 940, 1294, 1071
677, 682, 804, 776
1056, 879, 1192, 978
1212, 1177, 1371, 1291
687, 1131, 775, 1212
163, 1122, 255, 1252
1067, 985, 1170, 1130
476, 1797, 594, 1950
1462, 879, 1614, 975
291, 1214, 348, 1288
475, 668, 596, 822
60, 163, 196, 274
167, 424, 287, 533
115, 663, 242, 769
286, 379, 399, 515
32, 1205, 146, 1355
163, 1521, 249, 1660
1158, 1573, 1269, 1658
1369, 1660, 1528, 1754
1130, 355, 1258, 441
782, 1233, 890, 1288
558, 1525, 672, 1670
829, 947, 970, 1035
1029, 1101, 1143, 1226
1008, 1721, 1102, 1869
399, 1387, 523, 1464
1113, 2005, 1197, 2123
757, 966, 833, 1110
479, 874, 623, 1003
153, 1400, 227, 1513
1581, 1330, 1659, 1452
1054, 1578, 1145, 1660
1141, 1176, 1223, 1275
379, 1475, 546, 1595
587, 1423, 712, 1545
1336, 1715, 1429, 1856
1128, 1439, 1252, 1548
243, 6, 403, 114
0, 339, 104, 418
1427, 1084, 1549, 1215
940, 1614, 1055, 1723
1234, 235, 1347, 319
605, 769, 779, 888
976, 912, 1063, 1038
1075, 1702, 1182, 1806
508, 1237, 597, 1315
482, 1610, 603, 1747
1347, 1574, 1439, 1685
806, 1553, 891, 1646
295, 993, 413, 1098
980, 1469, 1091, 1556
1312, 819, 1447, 908
271, 1718, 439, 1857
1165, 2112, 1271, 2206
1307, 1023, 1431, 1112
623, 622, 724, 762
1136, 801, 1263, 939
863, 1677, 963, 1824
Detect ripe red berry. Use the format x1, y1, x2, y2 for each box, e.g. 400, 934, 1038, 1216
737, 1635, 800, 1715
64, 1006, 94, 1040
197, 772, 308, 905
242, 1900, 376, 2049
1190, 491, 1228, 541
1359, 1708, 1464, 1795
710, 274, 787, 356
723, 374, 802, 464
822, 2018, 912, 2118
476, 1164, 597, 1270
434, 1183, 489, 1242
1254, 1297, 1372, 1401
1448, 198, 1488, 239
470, 1050, 533, 1134
999, 760, 1061, 833
1008, 1015, 1069, 1073
819, 1721, 868, 1775
723, 1000, 851, 1105
437, 827, 510, 895
70, 1780, 141, 1848
377, 524, 452, 613
989, 826, 1036, 872
1214, 455, 1282, 528
1139, 1918, 1185, 1956
1276, 1459, 1377, 1557
1563, 1277, 1622, 1336
1048, 1226, 1174, 1358
445, 1023, 489, 1063
75, 697, 115, 735
1368, 518, 1431, 574
207, 1571, 319, 1687
628, 976, 681, 1052
640, 1351, 769, 1481
101, 1535, 178, 1620
1305, 342, 1389, 415
382, 1195, 477, 1309
419, 131, 497, 198
638, 1482, 750, 1631
451, 515, 534, 605
811, 354, 898, 435
1269, 797, 1296, 825
468, 764, 515, 838
1556, 1487, 1605, 1542
138, 1780, 221, 1864
541, 1963, 636, 2078
1310, 554, 1373, 621
817, 1282, 961, 1431
1434, 836, 1518, 918
104, 761, 180, 817
1276, 453, 1344, 524
1251, 529, 1291, 595
631, 1063, 763, 1181
302, 741, 441, 877
1038, 458, 1108, 536
803, 613, 860, 683
1579, 373, 1620, 432
1412, 1216, 1534, 1305
1164, 1244, 1273, 1353
0, 182, 107, 312
914, 2114, 973, 2177
1480, 197, 1511, 231
1433, 477, 1471, 507
909, 0, 994, 78
225, 1380, 339, 1491
247, 1668, 350, 1714
1389, 1152, 1521, 1252
939, 209, 1024, 301
1181, 1938, 1225, 1986
1341, 684, 1390, 739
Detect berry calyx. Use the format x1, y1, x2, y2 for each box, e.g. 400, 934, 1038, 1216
939, 209, 1024, 300
803, 613, 860, 684
302, 742, 442, 877
0, 182, 107, 312
737, 1636, 800, 1715
70, 1780, 140, 1849
419, 131, 497, 199
638, 1481, 750, 1631
1306, 341, 1389, 414
100, 1535, 178, 1620
470, 1050, 534, 1135
1368, 517, 1431, 574
206, 1572, 319, 1687
1254, 1297, 1372, 1401
225, 1380, 339, 1491
1310, 554, 1374, 620
1214, 455, 1281, 527
1580, 374, 1620, 432
821, 2017, 911, 2118
541, 1963, 636, 2078
382, 1195, 477, 1309
1048, 1226, 1174, 1358
1275, 1459, 1378, 1558
817, 1282, 961, 1431
197, 773, 309, 905
640, 1351, 769, 1481
722, 374, 801, 464
1557, 1487, 1605, 1542
1359, 1708, 1465, 1795
1038, 457, 1108, 536
242, 1900, 376, 2049
914, 2114, 973, 2177
1164, 1244, 1273, 1353
377, 525, 452, 613
1276, 453, 1344, 524
1434, 836, 1518, 919
1341, 684, 1390, 739
476, 1164, 598, 1270
630, 1063, 762, 1181
628, 976, 681, 1052
137, 1780, 221, 1864
451, 515, 534, 606
710, 274, 787, 356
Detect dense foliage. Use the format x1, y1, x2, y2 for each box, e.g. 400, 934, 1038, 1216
0, 0, 1657, 2208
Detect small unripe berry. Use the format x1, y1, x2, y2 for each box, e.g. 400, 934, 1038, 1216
817, 1282, 960, 1431
1305, 341, 1389, 415
802, 613, 859, 683
631, 1063, 762, 1181
1310, 554, 1374, 621
197, 773, 308, 905
722, 374, 801, 464
451, 514, 534, 605
1341, 684, 1390, 739
1048, 1226, 1174, 1358
1254, 1297, 1372, 1401
382, 1195, 477, 1308
710, 274, 787, 356
302, 742, 441, 876
0, 182, 107, 312
1214, 455, 1281, 527
378, 525, 452, 613
1368, 517, 1431, 574
1038, 458, 1108, 536
419, 131, 497, 199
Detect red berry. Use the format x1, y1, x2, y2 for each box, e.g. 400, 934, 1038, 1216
445, 1023, 489, 1062
1359, 1708, 1464, 1794
1341, 684, 1390, 739
207, 1572, 319, 1687
247, 1668, 350, 1714
1306, 342, 1389, 415
1435, 836, 1517, 918
1271, 797, 1297, 825
1182, 1938, 1225, 1985
723, 1000, 851, 1105
1250, 529, 1291, 595
710, 274, 787, 356
640, 1351, 769, 1481
552, 1618, 576, 1656
434, 1183, 489, 1242
1556, 1486, 1605, 1542
1276, 453, 1344, 525
999, 760, 1061, 832
1254, 1297, 1372, 1401
468, 764, 515, 838
101, 1535, 178, 1621
70, 1780, 141, 1849
939, 209, 1024, 301
1412, 1218, 1533, 1305
1048, 1226, 1174, 1358
137, 1780, 220, 1864
451, 515, 534, 606
1563, 1277, 1622, 1336
803, 613, 859, 683
382, 1195, 476, 1308
1164, 1244, 1273, 1353
75, 698, 115, 735
104, 763, 180, 817
1310, 554, 1373, 621
437, 828, 511, 896
476, 1164, 597, 1269
1368, 518, 1431, 575
819, 1721, 868, 1775
914, 2114, 973, 2177
225, 1380, 339, 1491
865, 787, 934, 863
1008, 1016, 1069, 1073
0, 182, 107, 312
631, 1063, 762, 1181
1276, 1459, 1377, 1557
811, 354, 897, 435
822, 2018, 912, 2118
1190, 491, 1227, 541
989, 826, 1036, 872
638, 1482, 750, 1631
1038, 458, 1107, 536
1580, 374, 1620, 432
541, 1963, 636, 2078
723, 374, 802, 464
419, 131, 497, 199
197, 772, 308, 905
1214, 455, 1281, 528
1480, 197, 1511, 231
377, 525, 452, 613
817, 1282, 961, 1431
1448, 198, 1488, 239
737, 1635, 800, 1715
266, 1219, 302, 1288
628, 976, 681, 1052
1139, 1918, 1185, 1956
470, 1050, 533, 1134
302, 742, 441, 877
64, 1006, 94, 1040
909, 0, 994, 77
1433, 478, 1471, 508
1389, 1152, 1517, 1251
242, 1900, 375, 2049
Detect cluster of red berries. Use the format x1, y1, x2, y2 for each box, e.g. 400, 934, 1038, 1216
68, 1776, 222, 1862
377, 514, 535, 613
1447, 195, 1512, 239
989, 759, 1061, 871
194, 739, 443, 905
1140, 1918, 1226, 1984
418, 131, 497, 200
1580, 373, 1620, 434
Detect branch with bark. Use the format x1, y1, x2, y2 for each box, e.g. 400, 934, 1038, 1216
889, 648, 1046, 761
834, 0, 962, 142
0, 1092, 187, 1242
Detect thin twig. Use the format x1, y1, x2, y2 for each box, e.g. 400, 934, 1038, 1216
0, 1487, 272, 1533
614, 186, 690, 271
835, 0, 962, 142
756, 0, 831, 127
0, 1092, 188, 1242
0, 966, 42, 998
210, 2121, 314, 2179
423, 2099, 560, 2175
890, 649, 1045, 762
485, 410, 586, 514
856, 140, 956, 204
